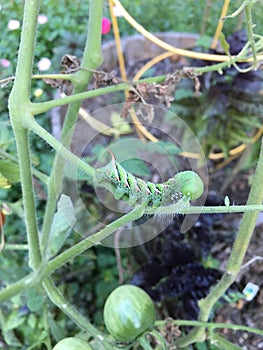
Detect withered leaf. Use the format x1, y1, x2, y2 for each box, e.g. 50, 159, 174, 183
94, 70, 122, 88
60, 54, 81, 72
121, 69, 201, 119
44, 54, 81, 92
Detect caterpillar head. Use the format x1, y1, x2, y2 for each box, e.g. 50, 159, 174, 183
172, 171, 204, 201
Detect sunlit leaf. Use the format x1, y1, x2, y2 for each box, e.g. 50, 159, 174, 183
47, 195, 76, 258
6, 310, 26, 330
111, 112, 133, 134
219, 32, 230, 53
0, 159, 20, 183
0, 173, 11, 189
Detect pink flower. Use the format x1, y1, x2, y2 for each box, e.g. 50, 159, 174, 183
38, 14, 48, 24
0, 59, 11, 68
8, 19, 20, 30
101, 17, 111, 34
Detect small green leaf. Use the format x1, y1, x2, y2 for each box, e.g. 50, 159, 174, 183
2, 328, 22, 347
0, 121, 15, 148
224, 196, 230, 206
6, 310, 26, 330
0, 159, 20, 183
25, 331, 48, 350
27, 294, 45, 312
219, 33, 230, 53
25, 288, 45, 312
0, 173, 11, 188
27, 313, 37, 329
195, 341, 209, 350
48, 195, 76, 257
49, 314, 67, 342
111, 112, 133, 134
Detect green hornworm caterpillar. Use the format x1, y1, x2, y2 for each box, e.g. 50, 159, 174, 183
95, 152, 204, 207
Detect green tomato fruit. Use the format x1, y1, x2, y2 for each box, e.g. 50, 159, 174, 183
103, 284, 156, 342
52, 337, 93, 350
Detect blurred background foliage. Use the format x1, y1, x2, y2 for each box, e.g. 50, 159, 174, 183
1, 0, 262, 76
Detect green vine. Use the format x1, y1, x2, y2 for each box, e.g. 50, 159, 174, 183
8, 0, 42, 270
3, 0, 263, 349
39, 0, 104, 257
176, 137, 263, 347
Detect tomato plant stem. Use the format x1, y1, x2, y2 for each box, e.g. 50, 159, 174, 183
43, 277, 114, 350
245, 0, 258, 66
0, 206, 145, 304
38, 0, 104, 256
176, 137, 263, 348
24, 116, 94, 177
8, 0, 42, 270
45, 205, 145, 275
155, 319, 263, 337
30, 48, 256, 116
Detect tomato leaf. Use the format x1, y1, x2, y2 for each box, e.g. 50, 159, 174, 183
0, 159, 20, 183
47, 195, 76, 258
0, 309, 22, 347
111, 112, 133, 134
27, 295, 45, 312
0, 172, 11, 189
1, 328, 22, 347
49, 315, 67, 343
219, 32, 230, 53
121, 158, 151, 178
5, 310, 26, 331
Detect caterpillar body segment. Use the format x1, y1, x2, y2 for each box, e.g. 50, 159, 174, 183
95, 154, 204, 207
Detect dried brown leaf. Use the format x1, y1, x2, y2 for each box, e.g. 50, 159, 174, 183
94, 70, 122, 88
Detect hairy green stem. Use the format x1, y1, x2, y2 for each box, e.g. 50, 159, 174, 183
20, 117, 263, 217
45, 202, 262, 279
146, 203, 263, 215
211, 334, 243, 350
31, 82, 131, 114
0, 206, 144, 303
10, 0, 40, 98
43, 278, 114, 349
43, 303, 52, 350
138, 336, 153, 350
0, 198, 262, 304
155, 319, 263, 337
1, 125, 41, 270
24, 116, 94, 178
176, 137, 263, 348
0, 148, 49, 184
8, 0, 42, 270
45, 205, 145, 275
4, 244, 29, 250
39, 0, 104, 255
245, 0, 257, 66
28, 38, 260, 116
0, 269, 44, 303
30, 51, 257, 116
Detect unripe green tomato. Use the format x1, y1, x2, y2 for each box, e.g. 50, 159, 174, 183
52, 337, 93, 350
103, 285, 156, 342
